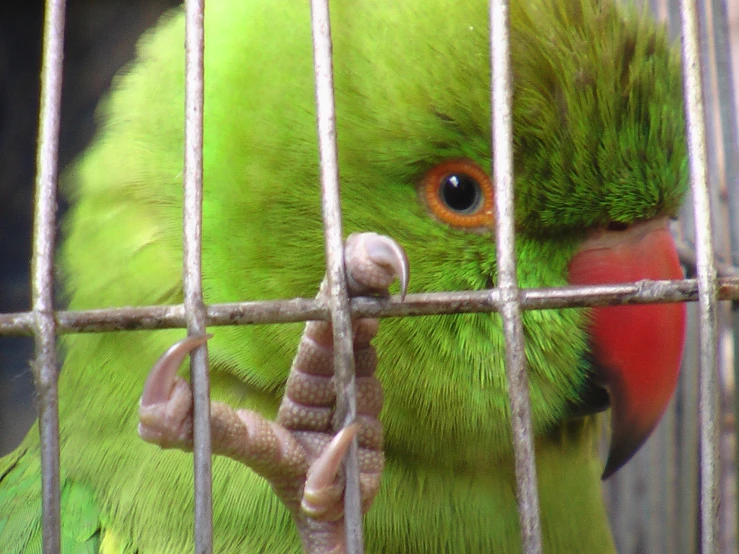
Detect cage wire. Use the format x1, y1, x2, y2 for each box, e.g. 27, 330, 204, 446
0, 0, 737, 552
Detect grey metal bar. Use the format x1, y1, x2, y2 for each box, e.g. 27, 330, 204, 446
708, 1, 739, 549
711, 0, 739, 268
182, 1, 212, 552
2, 277, 739, 337
710, 0, 739, 547
713, 0, 739, 544
679, 1, 721, 552
673, 3, 702, 545
696, 0, 724, 253
31, 1, 66, 552
489, 0, 542, 552
307, 0, 364, 551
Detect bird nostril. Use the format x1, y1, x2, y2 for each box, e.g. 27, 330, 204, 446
606, 221, 630, 232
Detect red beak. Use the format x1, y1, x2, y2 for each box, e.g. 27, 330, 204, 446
567, 217, 686, 479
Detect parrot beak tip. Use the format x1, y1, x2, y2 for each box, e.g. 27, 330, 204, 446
600, 416, 653, 480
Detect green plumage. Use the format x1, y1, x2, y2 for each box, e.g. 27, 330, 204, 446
0, 0, 685, 552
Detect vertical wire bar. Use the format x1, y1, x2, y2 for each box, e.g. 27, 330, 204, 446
711, 0, 739, 268
489, 1, 542, 553
31, 1, 66, 552
696, 0, 723, 238
308, 0, 363, 551
671, 3, 702, 546
183, 1, 212, 552
709, 0, 739, 546
678, 0, 721, 552
708, 1, 739, 549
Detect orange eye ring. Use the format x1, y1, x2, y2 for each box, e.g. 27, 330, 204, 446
420, 159, 495, 229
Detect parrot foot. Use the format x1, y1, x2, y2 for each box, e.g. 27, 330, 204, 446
138, 232, 408, 554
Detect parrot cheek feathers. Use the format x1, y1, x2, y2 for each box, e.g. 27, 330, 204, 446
567, 217, 686, 480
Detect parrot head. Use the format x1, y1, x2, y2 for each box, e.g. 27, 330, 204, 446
324, 0, 687, 475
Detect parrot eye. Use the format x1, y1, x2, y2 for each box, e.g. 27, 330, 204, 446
421, 159, 494, 229
440, 173, 481, 213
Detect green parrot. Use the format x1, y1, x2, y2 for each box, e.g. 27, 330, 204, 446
0, 0, 688, 552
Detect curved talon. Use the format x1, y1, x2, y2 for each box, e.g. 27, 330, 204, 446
301, 422, 361, 516
364, 233, 410, 300
140, 334, 212, 406
346, 233, 410, 300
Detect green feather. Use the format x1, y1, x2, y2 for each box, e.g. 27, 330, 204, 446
0, 446, 43, 552
0, 0, 685, 551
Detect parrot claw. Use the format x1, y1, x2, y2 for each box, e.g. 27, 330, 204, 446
140, 334, 212, 406
138, 377, 194, 447
137, 232, 406, 554
301, 422, 361, 519
345, 232, 409, 300
137, 334, 211, 448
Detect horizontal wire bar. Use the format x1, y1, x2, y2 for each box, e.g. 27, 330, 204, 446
4, 278, 736, 337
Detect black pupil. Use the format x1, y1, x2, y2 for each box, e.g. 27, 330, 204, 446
440, 173, 481, 213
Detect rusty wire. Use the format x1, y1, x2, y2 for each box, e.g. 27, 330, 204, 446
182, 0, 212, 552
1, 278, 738, 337
489, 0, 542, 551
308, 0, 365, 549
31, 0, 66, 552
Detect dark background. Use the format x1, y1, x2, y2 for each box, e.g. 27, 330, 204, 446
0, 0, 180, 455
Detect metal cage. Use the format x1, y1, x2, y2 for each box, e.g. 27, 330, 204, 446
0, 0, 738, 552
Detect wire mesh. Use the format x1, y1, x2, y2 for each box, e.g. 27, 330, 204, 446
4, 0, 739, 553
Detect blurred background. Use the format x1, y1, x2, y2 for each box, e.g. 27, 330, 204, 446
0, 1, 737, 553
0, 0, 178, 456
